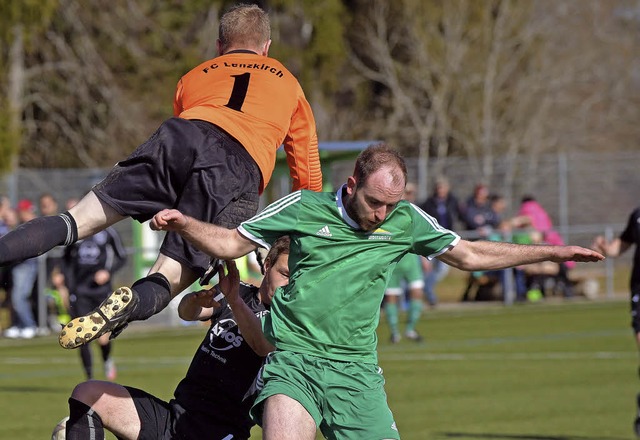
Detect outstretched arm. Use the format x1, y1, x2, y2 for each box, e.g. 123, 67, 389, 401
218, 261, 275, 357
151, 209, 258, 259
438, 239, 604, 272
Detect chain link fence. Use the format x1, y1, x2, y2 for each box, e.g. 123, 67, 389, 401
0, 149, 637, 330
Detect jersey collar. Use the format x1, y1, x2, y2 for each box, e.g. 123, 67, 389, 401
224, 49, 259, 55
336, 184, 361, 230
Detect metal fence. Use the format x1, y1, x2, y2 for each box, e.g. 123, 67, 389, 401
1, 149, 637, 330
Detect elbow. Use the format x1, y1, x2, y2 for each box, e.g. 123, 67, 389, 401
446, 253, 482, 272
454, 260, 477, 272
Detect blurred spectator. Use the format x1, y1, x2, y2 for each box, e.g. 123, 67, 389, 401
0, 196, 13, 235
459, 192, 506, 301
419, 176, 463, 306
38, 193, 59, 216
37, 192, 71, 330
516, 195, 574, 299
517, 195, 569, 250
462, 183, 501, 237
0, 197, 15, 330
4, 200, 39, 339
1, 201, 18, 231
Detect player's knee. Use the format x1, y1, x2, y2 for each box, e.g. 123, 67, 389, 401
70, 381, 102, 406
149, 256, 196, 294
69, 191, 123, 238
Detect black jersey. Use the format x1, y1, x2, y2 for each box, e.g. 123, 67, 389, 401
620, 207, 640, 294
172, 283, 269, 438
62, 227, 127, 297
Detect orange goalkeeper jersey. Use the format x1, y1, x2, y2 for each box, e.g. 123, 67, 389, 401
174, 50, 322, 193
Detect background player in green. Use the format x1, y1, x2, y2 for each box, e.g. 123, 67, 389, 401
151, 143, 604, 439
384, 253, 425, 343
384, 183, 426, 343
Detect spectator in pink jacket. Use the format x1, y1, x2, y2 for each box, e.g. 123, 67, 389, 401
517, 195, 574, 269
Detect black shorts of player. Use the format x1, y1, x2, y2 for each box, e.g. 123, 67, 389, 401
93, 117, 260, 277
631, 288, 640, 333
69, 293, 111, 319
124, 386, 251, 440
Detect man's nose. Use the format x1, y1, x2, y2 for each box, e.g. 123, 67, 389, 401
374, 206, 388, 222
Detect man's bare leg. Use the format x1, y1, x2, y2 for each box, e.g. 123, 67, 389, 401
67, 380, 141, 440
68, 190, 125, 239
147, 253, 198, 296
262, 394, 317, 440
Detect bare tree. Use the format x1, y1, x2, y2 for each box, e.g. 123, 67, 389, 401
346, 0, 640, 200
7, 0, 222, 169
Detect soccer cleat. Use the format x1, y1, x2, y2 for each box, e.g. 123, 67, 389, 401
390, 333, 401, 344
405, 330, 424, 342
58, 287, 138, 349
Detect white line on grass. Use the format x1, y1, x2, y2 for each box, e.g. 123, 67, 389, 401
0, 356, 191, 365
379, 351, 637, 362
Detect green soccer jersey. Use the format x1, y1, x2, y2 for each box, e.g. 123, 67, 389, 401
238, 186, 460, 363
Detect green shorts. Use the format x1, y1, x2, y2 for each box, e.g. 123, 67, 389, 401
386, 254, 424, 295
251, 351, 401, 440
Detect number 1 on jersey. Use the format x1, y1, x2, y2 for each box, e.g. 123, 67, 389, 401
225, 72, 250, 112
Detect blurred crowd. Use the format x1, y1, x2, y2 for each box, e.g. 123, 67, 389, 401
0, 193, 76, 339
402, 177, 577, 307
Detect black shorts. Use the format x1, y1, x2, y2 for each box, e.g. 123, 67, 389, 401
93, 118, 260, 277
69, 293, 110, 318
124, 386, 251, 440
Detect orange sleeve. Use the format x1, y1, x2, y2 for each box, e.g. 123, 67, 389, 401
283, 93, 323, 192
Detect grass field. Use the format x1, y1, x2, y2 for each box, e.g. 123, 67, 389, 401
0, 298, 637, 439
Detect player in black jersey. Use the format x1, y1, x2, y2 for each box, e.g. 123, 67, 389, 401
62, 236, 290, 440
62, 226, 127, 380
592, 207, 640, 437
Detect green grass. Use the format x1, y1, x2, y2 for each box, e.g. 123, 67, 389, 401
0, 299, 637, 439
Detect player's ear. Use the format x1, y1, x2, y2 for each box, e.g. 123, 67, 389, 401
263, 257, 272, 274
346, 176, 357, 195
261, 39, 272, 56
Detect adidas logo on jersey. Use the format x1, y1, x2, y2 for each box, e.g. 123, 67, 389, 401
316, 225, 332, 237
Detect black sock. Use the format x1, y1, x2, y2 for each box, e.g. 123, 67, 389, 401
0, 212, 77, 265
79, 345, 93, 379
100, 342, 112, 362
129, 273, 172, 321
66, 397, 105, 440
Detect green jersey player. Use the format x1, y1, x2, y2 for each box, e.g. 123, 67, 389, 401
151, 143, 604, 440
